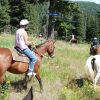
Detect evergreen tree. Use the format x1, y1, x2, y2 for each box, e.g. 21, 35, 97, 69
0, 0, 10, 32
54, 1, 82, 40
86, 15, 97, 41
9, 0, 48, 35
25, 2, 48, 35
9, 0, 27, 28
96, 12, 100, 39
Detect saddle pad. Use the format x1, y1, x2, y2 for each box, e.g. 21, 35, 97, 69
10, 49, 29, 63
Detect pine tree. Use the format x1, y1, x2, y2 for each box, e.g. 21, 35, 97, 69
9, 0, 27, 28
0, 0, 10, 32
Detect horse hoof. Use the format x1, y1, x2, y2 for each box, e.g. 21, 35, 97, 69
40, 87, 43, 93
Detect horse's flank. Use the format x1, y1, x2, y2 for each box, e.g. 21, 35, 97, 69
0, 48, 28, 74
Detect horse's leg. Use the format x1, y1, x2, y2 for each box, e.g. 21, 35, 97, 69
86, 58, 94, 83
22, 74, 29, 90
24, 72, 43, 92
35, 73, 43, 91
70, 40, 72, 45
89, 67, 94, 83
0, 74, 4, 83
94, 73, 100, 89
35, 63, 43, 91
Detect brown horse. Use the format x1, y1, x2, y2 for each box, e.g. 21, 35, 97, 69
90, 46, 100, 55
0, 39, 55, 91
70, 39, 78, 45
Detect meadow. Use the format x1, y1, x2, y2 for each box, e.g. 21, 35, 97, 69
0, 34, 100, 100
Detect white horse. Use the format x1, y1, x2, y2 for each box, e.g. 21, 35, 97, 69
86, 55, 100, 88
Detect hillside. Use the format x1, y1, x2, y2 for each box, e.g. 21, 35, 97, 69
73, 1, 100, 15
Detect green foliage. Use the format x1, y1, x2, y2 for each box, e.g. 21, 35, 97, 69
86, 15, 99, 41
0, 0, 100, 41
9, 0, 27, 28
0, 35, 14, 48
0, 35, 100, 99
54, 1, 82, 39
9, 1, 48, 35
0, 0, 10, 32
25, 2, 48, 34
0, 83, 10, 100
76, 1, 100, 15
76, 1, 100, 41
96, 12, 100, 38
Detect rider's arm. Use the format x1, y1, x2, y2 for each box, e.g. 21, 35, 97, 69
23, 31, 32, 46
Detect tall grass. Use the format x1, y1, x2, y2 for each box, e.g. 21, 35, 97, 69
0, 35, 100, 100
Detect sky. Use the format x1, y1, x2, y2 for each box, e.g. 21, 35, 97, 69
71, 0, 100, 4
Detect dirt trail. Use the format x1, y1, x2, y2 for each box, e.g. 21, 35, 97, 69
8, 79, 62, 100
9, 92, 24, 100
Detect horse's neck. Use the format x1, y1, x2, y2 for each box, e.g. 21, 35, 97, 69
36, 44, 47, 56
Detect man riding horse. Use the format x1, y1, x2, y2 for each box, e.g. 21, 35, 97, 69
70, 34, 77, 44
15, 19, 37, 76
90, 37, 99, 55
0, 20, 55, 91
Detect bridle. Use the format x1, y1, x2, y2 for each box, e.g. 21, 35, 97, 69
32, 41, 54, 58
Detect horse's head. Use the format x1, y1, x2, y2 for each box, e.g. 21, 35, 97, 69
46, 39, 55, 58
34, 39, 55, 58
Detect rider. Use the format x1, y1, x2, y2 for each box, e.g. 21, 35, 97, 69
15, 19, 37, 76
91, 37, 99, 48
71, 34, 75, 40
70, 34, 75, 43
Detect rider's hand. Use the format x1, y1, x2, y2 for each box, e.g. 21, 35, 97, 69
28, 44, 32, 50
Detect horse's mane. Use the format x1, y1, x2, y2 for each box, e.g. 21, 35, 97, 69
35, 39, 53, 48
35, 40, 48, 48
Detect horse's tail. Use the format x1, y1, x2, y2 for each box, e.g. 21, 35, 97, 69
91, 58, 96, 71
85, 56, 95, 81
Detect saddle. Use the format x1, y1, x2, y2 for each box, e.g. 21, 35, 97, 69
10, 47, 29, 63
14, 46, 24, 54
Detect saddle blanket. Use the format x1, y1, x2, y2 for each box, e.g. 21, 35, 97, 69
10, 49, 29, 63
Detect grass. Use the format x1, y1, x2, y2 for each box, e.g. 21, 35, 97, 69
0, 34, 100, 100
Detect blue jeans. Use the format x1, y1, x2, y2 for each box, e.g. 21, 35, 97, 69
23, 48, 37, 72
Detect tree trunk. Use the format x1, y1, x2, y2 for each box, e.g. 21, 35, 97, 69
47, 0, 57, 39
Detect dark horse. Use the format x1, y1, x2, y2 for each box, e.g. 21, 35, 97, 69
0, 39, 55, 91
90, 46, 100, 55
70, 39, 78, 45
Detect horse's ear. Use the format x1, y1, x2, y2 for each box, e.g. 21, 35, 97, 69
47, 38, 56, 43
53, 40, 56, 43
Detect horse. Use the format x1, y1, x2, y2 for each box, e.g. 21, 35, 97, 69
86, 55, 100, 89
70, 39, 78, 45
0, 39, 55, 91
90, 46, 100, 55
